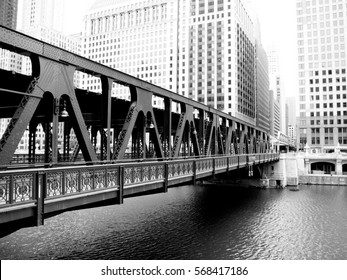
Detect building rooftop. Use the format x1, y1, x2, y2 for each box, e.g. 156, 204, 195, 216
90, 0, 128, 11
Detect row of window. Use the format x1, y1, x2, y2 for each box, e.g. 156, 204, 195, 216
298, 60, 346, 70
90, 4, 169, 35
310, 85, 347, 92
310, 77, 346, 84
310, 118, 347, 125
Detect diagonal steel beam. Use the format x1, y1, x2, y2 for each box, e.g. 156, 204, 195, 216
0, 86, 41, 166
112, 103, 139, 160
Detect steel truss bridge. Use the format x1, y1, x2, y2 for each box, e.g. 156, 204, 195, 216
0, 26, 279, 226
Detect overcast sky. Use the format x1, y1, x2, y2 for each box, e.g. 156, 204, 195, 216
252, 0, 298, 98
62, 0, 298, 98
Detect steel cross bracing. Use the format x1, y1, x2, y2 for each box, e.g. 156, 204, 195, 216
0, 26, 272, 167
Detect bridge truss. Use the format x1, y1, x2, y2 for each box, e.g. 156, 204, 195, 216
0, 26, 271, 168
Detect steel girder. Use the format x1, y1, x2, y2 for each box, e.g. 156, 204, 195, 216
0, 26, 274, 166
0, 56, 97, 166
112, 86, 164, 160
1, 26, 263, 128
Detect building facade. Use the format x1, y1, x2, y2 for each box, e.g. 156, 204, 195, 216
269, 90, 281, 138
179, 0, 257, 123
266, 42, 285, 133
0, 0, 18, 29
81, 0, 179, 104
18, 0, 65, 33
256, 41, 270, 133
285, 96, 297, 146
81, 0, 265, 125
296, 0, 347, 152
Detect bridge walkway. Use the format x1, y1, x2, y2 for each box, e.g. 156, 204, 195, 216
0, 153, 279, 226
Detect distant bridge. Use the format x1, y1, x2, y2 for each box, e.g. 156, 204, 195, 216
0, 26, 279, 226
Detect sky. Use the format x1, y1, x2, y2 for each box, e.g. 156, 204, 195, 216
62, 0, 298, 98
251, 0, 298, 98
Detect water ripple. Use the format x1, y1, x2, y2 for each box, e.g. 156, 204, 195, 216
1, 185, 347, 259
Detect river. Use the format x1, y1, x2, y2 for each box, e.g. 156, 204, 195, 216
1, 184, 347, 260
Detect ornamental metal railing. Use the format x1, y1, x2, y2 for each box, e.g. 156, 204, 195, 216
0, 153, 279, 208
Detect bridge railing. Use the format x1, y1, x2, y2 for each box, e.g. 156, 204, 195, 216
0, 153, 279, 209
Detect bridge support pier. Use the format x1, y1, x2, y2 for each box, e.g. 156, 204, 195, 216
262, 153, 298, 188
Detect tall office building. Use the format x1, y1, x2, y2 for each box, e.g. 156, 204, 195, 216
18, 0, 65, 33
285, 97, 296, 132
0, 0, 18, 29
17, 0, 81, 77
286, 97, 297, 147
269, 90, 281, 138
81, 0, 265, 124
180, 0, 257, 124
254, 16, 270, 133
266, 41, 285, 134
81, 0, 179, 103
296, 0, 347, 152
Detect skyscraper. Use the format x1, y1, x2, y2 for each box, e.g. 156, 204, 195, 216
17, 0, 81, 76
81, 0, 265, 125
180, 0, 257, 123
256, 42, 270, 133
266, 41, 284, 134
286, 96, 297, 147
0, 0, 18, 29
18, 0, 65, 33
296, 0, 347, 152
269, 90, 281, 138
81, 0, 179, 103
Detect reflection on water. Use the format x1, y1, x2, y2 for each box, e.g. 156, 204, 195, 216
1, 184, 347, 260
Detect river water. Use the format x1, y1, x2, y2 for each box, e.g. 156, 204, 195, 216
1, 184, 347, 260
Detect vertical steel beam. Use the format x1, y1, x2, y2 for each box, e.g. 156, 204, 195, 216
163, 98, 172, 158
63, 122, 71, 161
51, 98, 60, 164
28, 121, 38, 164
101, 76, 113, 161
225, 126, 232, 155
198, 109, 205, 155
142, 114, 146, 159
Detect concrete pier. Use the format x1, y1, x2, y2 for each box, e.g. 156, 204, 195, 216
262, 151, 347, 187
262, 153, 299, 188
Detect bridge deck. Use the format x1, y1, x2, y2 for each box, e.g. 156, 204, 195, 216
0, 153, 279, 226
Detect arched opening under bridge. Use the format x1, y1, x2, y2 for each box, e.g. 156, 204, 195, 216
311, 162, 336, 174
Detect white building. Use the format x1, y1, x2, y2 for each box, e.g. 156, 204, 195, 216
296, 0, 347, 152
288, 124, 296, 147
179, 0, 257, 123
18, 0, 65, 33
269, 90, 281, 138
81, 0, 265, 124
81, 0, 179, 105
266, 41, 285, 133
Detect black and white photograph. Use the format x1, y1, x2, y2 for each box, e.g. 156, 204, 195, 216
1, 0, 347, 278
